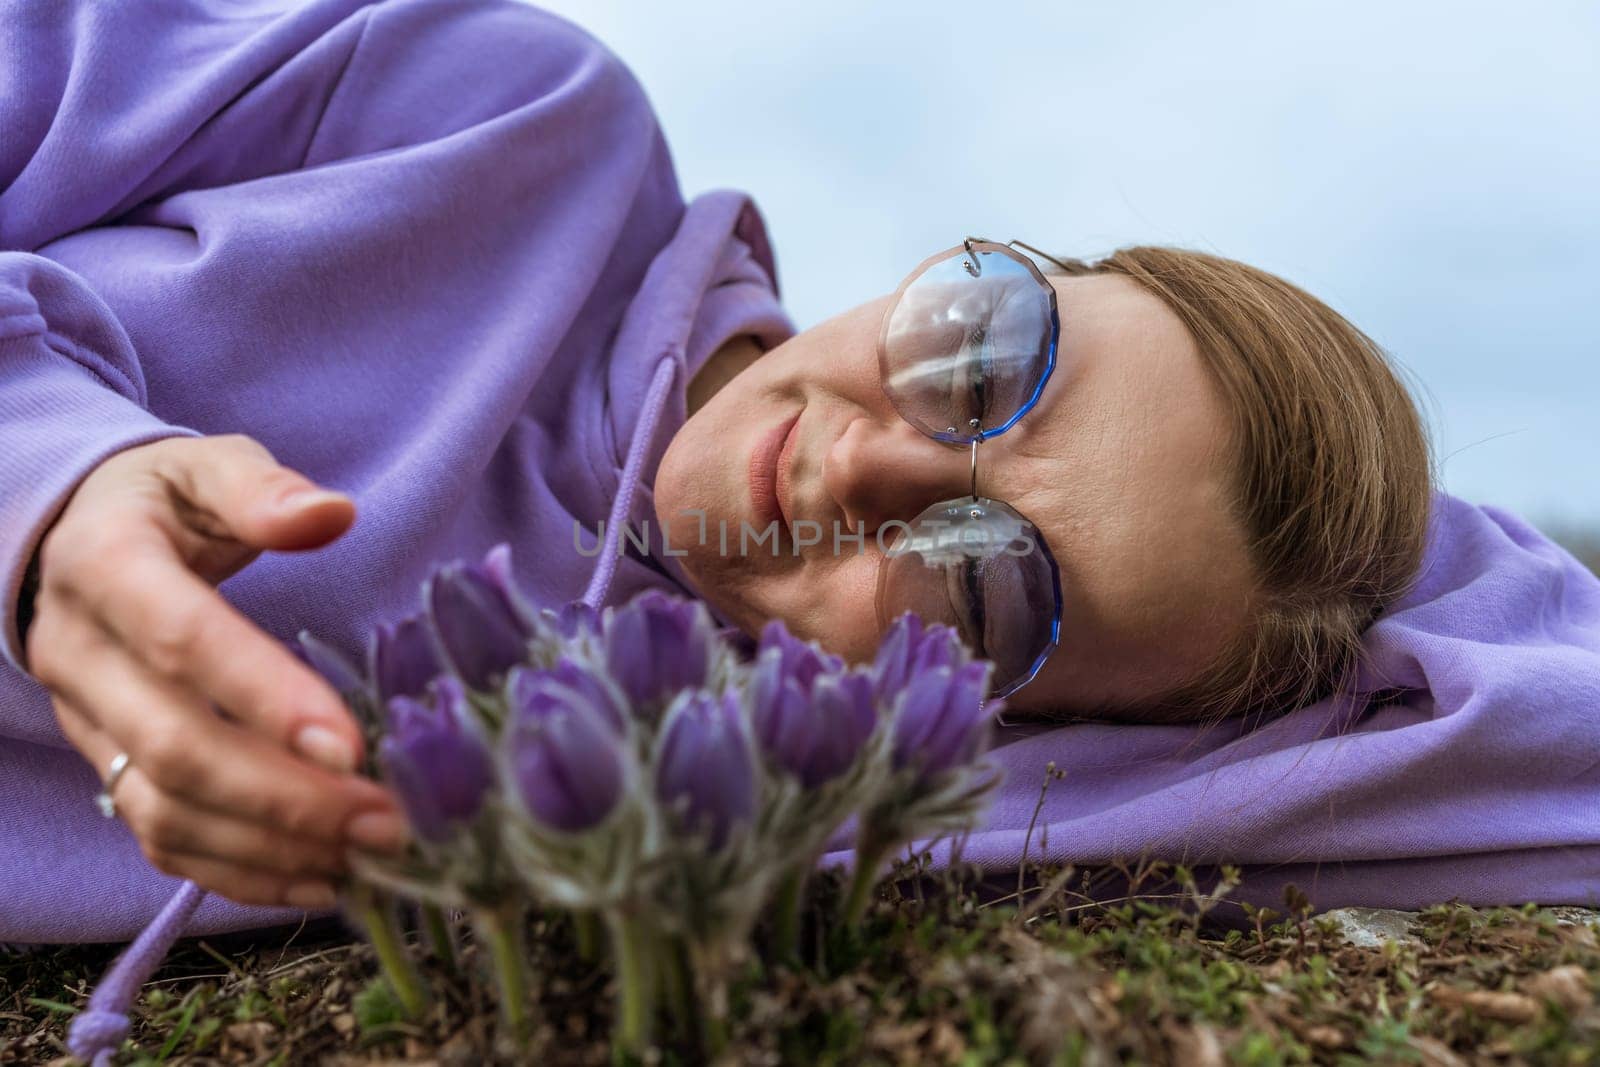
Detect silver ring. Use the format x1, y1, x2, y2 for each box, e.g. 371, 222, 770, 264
95, 751, 131, 819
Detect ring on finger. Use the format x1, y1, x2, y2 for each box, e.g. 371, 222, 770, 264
95, 751, 132, 819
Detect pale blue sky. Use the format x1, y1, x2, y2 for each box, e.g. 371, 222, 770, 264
538, 1, 1600, 530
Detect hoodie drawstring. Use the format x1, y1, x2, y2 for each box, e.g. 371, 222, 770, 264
582, 355, 679, 610
69, 353, 681, 1065
67, 880, 205, 1065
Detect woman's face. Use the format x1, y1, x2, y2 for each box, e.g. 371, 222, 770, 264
653, 272, 1258, 718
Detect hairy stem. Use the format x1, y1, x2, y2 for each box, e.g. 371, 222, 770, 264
350, 883, 427, 1020
657, 929, 695, 1042
689, 941, 731, 1060
842, 833, 892, 929
475, 906, 533, 1044
607, 910, 657, 1055
573, 910, 601, 964
771, 865, 807, 966
420, 904, 457, 977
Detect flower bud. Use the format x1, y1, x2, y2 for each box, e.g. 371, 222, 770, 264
751, 640, 875, 788
756, 619, 842, 690
368, 612, 445, 705
378, 676, 494, 843
506, 673, 626, 834
872, 612, 971, 698
293, 630, 370, 704
890, 661, 995, 778
425, 558, 532, 691
505, 657, 626, 736
544, 599, 602, 641
655, 690, 756, 850
479, 543, 541, 626
603, 590, 716, 711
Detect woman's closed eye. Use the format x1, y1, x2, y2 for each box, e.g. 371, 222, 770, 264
958, 321, 992, 423
957, 556, 989, 654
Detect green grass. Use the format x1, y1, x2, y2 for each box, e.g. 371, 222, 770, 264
4, 858, 1597, 1064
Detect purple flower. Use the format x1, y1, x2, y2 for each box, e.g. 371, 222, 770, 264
480, 543, 539, 623
755, 619, 843, 691
749, 631, 876, 788
505, 657, 626, 736
425, 557, 533, 691
890, 661, 997, 778
368, 613, 444, 705
293, 630, 369, 702
871, 613, 966, 700
506, 671, 627, 834
603, 590, 716, 711
655, 690, 756, 850
378, 676, 494, 843
545, 600, 602, 641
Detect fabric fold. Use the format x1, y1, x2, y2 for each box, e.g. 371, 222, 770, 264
0, 0, 795, 944
820, 492, 1600, 918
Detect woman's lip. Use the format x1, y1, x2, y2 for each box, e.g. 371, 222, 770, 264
748, 410, 800, 531
774, 412, 800, 531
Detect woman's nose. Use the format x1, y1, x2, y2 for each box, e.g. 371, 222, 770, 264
823, 415, 971, 534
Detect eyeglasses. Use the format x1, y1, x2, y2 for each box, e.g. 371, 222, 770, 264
873, 237, 1065, 702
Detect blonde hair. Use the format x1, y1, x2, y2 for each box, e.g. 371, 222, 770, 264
1042, 246, 1434, 725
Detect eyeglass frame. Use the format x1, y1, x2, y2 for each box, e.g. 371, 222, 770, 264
874, 235, 1070, 712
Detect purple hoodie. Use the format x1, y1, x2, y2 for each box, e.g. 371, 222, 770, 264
823, 492, 1600, 913
3, 0, 1598, 998
0, 0, 793, 945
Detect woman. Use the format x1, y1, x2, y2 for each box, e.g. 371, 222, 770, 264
2, 0, 1596, 959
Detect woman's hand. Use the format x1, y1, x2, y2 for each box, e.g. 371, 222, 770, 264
23, 433, 407, 910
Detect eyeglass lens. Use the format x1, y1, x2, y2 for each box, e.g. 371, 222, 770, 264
874, 243, 1064, 699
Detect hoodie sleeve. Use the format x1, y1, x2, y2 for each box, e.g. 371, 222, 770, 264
0, 0, 657, 679
0, 258, 206, 676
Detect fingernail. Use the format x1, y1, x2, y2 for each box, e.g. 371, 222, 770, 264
294, 725, 356, 774
285, 881, 338, 910
279, 485, 347, 511
347, 810, 409, 852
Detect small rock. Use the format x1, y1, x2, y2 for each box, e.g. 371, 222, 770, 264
1410, 1034, 1469, 1067
1526, 965, 1592, 1013
1544, 906, 1600, 928
1303, 1024, 1346, 1049
927, 1018, 966, 1061
224, 1020, 275, 1053
1317, 907, 1425, 948
1428, 985, 1539, 1024
1160, 1018, 1226, 1067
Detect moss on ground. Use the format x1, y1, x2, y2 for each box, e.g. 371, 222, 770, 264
3, 859, 1597, 1065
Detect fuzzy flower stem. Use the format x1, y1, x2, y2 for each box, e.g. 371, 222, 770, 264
688, 941, 731, 1060
573, 910, 601, 964
421, 904, 456, 977
771, 864, 807, 966
607, 910, 658, 1055
657, 930, 695, 1040
475, 905, 532, 1044
350, 883, 427, 1020
842, 828, 893, 930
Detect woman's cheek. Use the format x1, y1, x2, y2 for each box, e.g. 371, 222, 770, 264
782, 552, 884, 665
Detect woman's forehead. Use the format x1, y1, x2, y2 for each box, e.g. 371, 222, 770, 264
999, 274, 1231, 504
993, 274, 1257, 712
